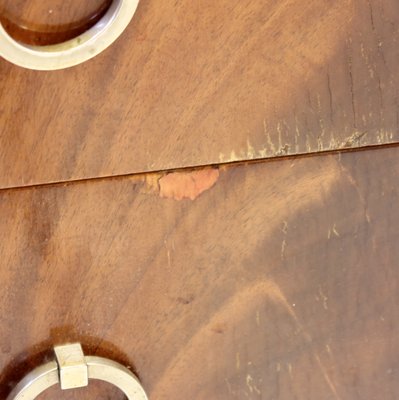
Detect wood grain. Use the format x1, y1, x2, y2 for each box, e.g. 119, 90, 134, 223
0, 0, 398, 188
0, 145, 398, 399
0, 0, 110, 44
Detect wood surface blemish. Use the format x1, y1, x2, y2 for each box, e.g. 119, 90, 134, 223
142, 173, 162, 194
0, 147, 398, 398
150, 279, 295, 397
158, 168, 220, 201
246, 374, 261, 395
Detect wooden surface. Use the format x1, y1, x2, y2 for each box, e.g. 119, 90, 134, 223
1, 0, 399, 188
0, 145, 398, 399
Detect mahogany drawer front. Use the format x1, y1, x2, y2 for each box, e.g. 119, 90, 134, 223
0, 146, 398, 399
1, 0, 399, 188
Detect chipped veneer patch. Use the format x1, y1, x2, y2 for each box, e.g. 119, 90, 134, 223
159, 168, 220, 201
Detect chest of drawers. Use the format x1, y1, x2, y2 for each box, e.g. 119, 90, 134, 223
1, 1, 399, 398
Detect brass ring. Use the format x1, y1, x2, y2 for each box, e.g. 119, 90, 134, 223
0, 0, 140, 70
7, 344, 148, 400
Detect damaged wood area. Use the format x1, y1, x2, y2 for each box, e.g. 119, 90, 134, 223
0, 0, 399, 187
0, 145, 398, 399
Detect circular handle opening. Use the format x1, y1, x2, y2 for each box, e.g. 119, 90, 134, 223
0, 0, 112, 45
0, 0, 140, 70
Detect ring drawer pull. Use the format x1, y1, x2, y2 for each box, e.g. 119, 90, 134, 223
0, 0, 140, 71
7, 343, 148, 399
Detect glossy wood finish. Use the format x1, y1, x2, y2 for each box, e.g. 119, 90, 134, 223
1, 0, 399, 188
1, 0, 107, 27
0, 146, 398, 399
0, 0, 110, 44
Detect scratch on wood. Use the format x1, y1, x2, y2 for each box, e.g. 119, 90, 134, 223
327, 71, 334, 123
348, 48, 357, 128
287, 363, 293, 377
246, 139, 256, 159
236, 352, 241, 371
315, 354, 342, 400
246, 374, 261, 395
281, 239, 287, 260
264, 119, 277, 154
318, 287, 329, 310
337, 161, 372, 224
339, 131, 367, 148
327, 224, 340, 239
281, 221, 288, 234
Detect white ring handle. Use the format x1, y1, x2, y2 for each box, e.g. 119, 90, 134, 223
6, 344, 148, 399
0, 0, 140, 70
